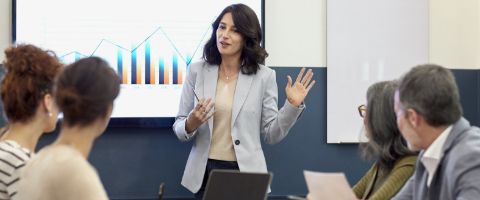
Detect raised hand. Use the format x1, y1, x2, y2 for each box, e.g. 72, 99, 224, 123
185, 98, 214, 133
285, 68, 316, 107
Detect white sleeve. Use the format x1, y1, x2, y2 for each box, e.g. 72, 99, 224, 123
261, 69, 305, 144
172, 63, 198, 142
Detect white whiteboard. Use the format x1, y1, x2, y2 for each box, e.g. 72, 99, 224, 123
327, 0, 429, 143
265, 0, 326, 67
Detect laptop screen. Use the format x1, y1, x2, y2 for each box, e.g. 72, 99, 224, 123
203, 169, 272, 200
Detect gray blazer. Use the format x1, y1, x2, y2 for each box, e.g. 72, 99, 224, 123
173, 61, 304, 193
392, 117, 480, 200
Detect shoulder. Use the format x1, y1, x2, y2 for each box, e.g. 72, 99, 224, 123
0, 140, 31, 158
187, 61, 204, 70
186, 61, 217, 82
0, 140, 31, 170
257, 64, 274, 75
393, 155, 418, 169
439, 126, 480, 178
28, 145, 95, 178
364, 162, 379, 177
448, 128, 480, 162
188, 61, 216, 73
252, 65, 275, 80
21, 145, 107, 199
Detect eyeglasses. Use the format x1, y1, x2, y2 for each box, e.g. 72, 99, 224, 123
358, 105, 367, 118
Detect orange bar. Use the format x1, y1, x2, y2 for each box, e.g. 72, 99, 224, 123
136, 59, 142, 84
122, 61, 128, 84
164, 65, 169, 84
178, 66, 183, 84
150, 61, 155, 85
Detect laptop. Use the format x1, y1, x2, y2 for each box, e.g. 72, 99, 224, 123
203, 169, 273, 200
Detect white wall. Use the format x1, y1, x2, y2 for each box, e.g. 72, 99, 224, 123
429, 0, 480, 69
265, 0, 326, 67
0, 0, 11, 62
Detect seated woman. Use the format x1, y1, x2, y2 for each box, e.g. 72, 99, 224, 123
353, 81, 417, 200
17, 57, 120, 200
0, 44, 62, 199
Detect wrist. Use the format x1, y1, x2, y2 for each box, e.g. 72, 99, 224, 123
185, 118, 194, 133
288, 98, 301, 107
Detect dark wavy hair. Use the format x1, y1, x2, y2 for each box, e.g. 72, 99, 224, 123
55, 57, 120, 126
360, 81, 416, 171
203, 3, 268, 75
1, 44, 63, 122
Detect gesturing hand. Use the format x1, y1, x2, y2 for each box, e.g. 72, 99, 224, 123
285, 68, 316, 107
185, 98, 214, 133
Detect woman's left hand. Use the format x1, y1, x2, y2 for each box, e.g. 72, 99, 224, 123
285, 68, 316, 107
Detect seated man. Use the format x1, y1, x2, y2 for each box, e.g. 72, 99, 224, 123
392, 64, 480, 200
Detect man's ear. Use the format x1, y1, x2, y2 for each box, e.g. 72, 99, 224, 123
406, 108, 419, 128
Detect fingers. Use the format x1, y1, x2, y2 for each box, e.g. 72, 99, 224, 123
195, 98, 214, 122
205, 100, 214, 112
295, 68, 305, 83
301, 69, 313, 85
202, 98, 212, 110
286, 75, 293, 88
305, 80, 316, 93
203, 100, 215, 115
195, 98, 209, 112
204, 109, 215, 121
187, 98, 215, 132
194, 98, 205, 111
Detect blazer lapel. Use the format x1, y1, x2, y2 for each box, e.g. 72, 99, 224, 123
203, 64, 218, 136
231, 72, 253, 128
417, 162, 429, 199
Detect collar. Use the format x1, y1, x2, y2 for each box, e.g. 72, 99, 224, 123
421, 125, 453, 186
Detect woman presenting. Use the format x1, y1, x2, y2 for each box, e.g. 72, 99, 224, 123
173, 4, 315, 199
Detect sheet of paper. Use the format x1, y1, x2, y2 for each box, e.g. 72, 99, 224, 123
304, 170, 357, 200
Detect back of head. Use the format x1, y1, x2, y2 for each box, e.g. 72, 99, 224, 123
55, 57, 120, 127
1, 44, 63, 123
398, 64, 462, 126
361, 81, 414, 170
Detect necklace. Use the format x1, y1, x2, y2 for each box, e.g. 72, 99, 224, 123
225, 71, 231, 80
221, 67, 237, 80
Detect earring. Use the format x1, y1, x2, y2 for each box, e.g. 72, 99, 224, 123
48, 112, 53, 117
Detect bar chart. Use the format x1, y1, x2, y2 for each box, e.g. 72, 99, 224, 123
59, 25, 206, 85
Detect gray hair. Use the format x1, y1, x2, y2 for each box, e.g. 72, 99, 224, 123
398, 64, 462, 126
361, 81, 416, 171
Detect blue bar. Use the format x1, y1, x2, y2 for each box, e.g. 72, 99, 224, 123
145, 41, 151, 84
173, 54, 178, 84
131, 49, 137, 84
75, 52, 80, 61
117, 49, 123, 79
159, 58, 164, 84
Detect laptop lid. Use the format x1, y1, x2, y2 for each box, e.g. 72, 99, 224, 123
203, 169, 272, 200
